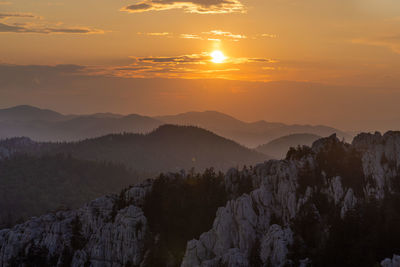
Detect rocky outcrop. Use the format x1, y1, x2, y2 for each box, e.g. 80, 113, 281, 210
352, 131, 400, 199
259, 225, 293, 267
0, 181, 152, 267
182, 132, 400, 266
182, 159, 301, 266
381, 255, 400, 267
3, 131, 400, 266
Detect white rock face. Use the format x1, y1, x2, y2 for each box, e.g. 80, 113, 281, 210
340, 188, 357, 218
328, 176, 344, 205
182, 133, 400, 266
260, 225, 293, 267
353, 131, 400, 199
0, 181, 152, 267
381, 255, 400, 267
182, 160, 299, 267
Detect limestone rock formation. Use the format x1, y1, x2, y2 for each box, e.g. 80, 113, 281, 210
182, 132, 400, 266
0, 181, 152, 267
2, 132, 400, 266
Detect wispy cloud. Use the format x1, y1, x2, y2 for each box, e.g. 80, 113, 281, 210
0, 22, 104, 34
0, 12, 104, 34
89, 52, 277, 80
0, 12, 37, 19
180, 33, 203, 39
259, 33, 277, 39
121, 0, 245, 14
207, 38, 221, 42
352, 35, 400, 54
0, 54, 277, 81
139, 29, 276, 42
203, 30, 246, 40
137, 31, 172, 36
136, 53, 209, 64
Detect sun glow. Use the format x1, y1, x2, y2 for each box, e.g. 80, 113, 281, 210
210, 50, 226, 63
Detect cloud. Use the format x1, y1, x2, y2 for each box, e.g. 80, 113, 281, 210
0, 13, 37, 19
136, 53, 209, 64
0, 12, 104, 34
203, 30, 246, 40
0, 53, 276, 82
352, 35, 400, 54
0, 22, 23, 32
139, 29, 273, 42
121, 0, 245, 14
180, 33, 203, 39
146, 32, 171, 36
0, 64, 86, 75
259, 33, 277, 39
0, 22, 103, 34
92, 52, 277, 80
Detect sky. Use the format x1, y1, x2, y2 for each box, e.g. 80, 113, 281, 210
1, 0, 400, 131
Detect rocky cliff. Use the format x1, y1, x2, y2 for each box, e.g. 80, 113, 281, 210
0, 180, 152, 267
182, 131, 400, 266
2, 131, 400, 266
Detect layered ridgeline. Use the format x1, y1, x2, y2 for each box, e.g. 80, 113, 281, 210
0, 125, 268, 173
2, 132, 400, 266
256, 133, 322, 159
0, 105, 162, 142
0, 105, 351, 147
156, 111, 351, 147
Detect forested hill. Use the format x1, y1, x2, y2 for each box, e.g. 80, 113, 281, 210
0, 125, 269, 173
0, 153, 140, 228
256, 133, 322, 159
0, 125, 267, 227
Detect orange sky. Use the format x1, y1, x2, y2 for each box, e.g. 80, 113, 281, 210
1, 0, 400, 130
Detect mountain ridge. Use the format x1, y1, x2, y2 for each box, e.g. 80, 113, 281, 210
0, 105, 351, 147
0, 124, 269, 173
256, 133, 322, 159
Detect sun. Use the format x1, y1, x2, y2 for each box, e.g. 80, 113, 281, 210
210, 50, 226, 64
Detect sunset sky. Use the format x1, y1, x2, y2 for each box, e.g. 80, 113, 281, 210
1, 0, 400, 131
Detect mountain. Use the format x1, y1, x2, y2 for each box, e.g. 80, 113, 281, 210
0, 105, 67, 122
0, 107, 163, 142
156, 110, 352, 147
85, 113, 124, 119
0, 125, 269, 173
2, 132, 400, 266
0, 154, 141, 228
256, 133, 322, 159
0, 106, 351, 146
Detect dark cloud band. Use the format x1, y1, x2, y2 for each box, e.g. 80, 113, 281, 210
122, 0, 244, 14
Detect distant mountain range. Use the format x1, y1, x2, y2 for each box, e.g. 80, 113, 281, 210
256, 133, 322, 159
0, 105, 162, 142
0, 105, 352, 147
156, 111, 351, 147
0, 105, 69, 122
